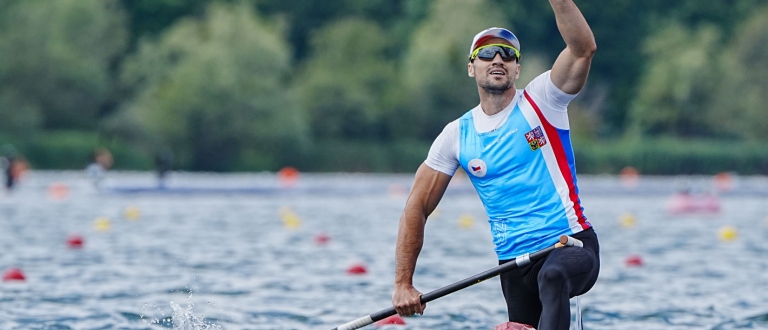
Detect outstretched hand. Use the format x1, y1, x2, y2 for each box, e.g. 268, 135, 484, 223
392, 284, 426, 316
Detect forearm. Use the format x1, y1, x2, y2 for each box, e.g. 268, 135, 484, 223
549, 0, 596, 57
394, 207, 426, 287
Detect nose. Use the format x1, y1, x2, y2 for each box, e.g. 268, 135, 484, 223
492, 53, 505, 64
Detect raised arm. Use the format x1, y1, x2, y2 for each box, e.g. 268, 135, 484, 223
549, 0, 597, 94
392, 163, 452, 316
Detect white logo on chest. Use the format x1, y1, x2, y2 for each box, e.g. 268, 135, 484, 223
468, 159, 487, 178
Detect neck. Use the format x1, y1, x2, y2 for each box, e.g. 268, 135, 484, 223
478, 86, 517, 116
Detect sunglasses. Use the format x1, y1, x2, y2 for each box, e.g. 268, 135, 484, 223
470, 44, 520, 62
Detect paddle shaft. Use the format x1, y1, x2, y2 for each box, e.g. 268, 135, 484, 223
331, 235, 581, 330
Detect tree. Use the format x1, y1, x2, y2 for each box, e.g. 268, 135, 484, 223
626, 22, 721, 137
0, 0, 128, 130
399, 0, 506, 140
113, 2, 307, 171
295, 18, 397, 140
709, 7, 768, 140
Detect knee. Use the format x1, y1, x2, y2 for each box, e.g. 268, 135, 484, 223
537, 265, 567, 287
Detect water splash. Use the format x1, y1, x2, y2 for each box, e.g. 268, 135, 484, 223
170, 299, 222, 330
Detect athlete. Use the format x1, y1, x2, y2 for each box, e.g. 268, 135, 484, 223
391, 1, 599, 329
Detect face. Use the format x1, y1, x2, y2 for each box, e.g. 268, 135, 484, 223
467, 38, 520, 94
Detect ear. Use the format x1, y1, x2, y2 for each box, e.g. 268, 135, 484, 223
468, 62, 475, 77
513, 63, 521, 80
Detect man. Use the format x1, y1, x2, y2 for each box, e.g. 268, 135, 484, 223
391, 1, 599, 329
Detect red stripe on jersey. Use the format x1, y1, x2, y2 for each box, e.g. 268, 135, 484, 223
523, 91, 588, 229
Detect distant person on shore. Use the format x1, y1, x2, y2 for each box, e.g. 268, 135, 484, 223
392, 1, 599, 329
85, 148, 114, 187
155, 150, 173, 188
1, 144, 29, 191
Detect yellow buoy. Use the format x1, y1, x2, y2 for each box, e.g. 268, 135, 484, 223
94, 217, 111, 232
718, 226, 738, 242
619, 213, 637, 228
280, 207, 302, 229
458, 214, 475, 229
123, 206, 141, 221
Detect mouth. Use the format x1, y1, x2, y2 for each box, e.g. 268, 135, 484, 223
488, 69, 507, 76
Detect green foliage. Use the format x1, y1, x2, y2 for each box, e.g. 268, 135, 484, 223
709, 7, 768, 140
627, 22, 722, 137
575, 138, 768, 175
400, 0, 506, 139
115, 2, 307, 171
0, 0, 128, 130
296, 18, 396, 140
0, 131, 152, 170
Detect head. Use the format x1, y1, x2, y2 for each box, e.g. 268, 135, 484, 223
467, 27, 521, 95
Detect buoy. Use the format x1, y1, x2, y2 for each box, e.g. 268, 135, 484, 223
625, 255, 643, 267
123, 206, 141, 221
494, 322, 536, 330
375, 315, 406, 327
2, 268, 25, 282
713, 172, 734, 192
277, 167, 300, 188
718, 226, 738, 242
47, 182, 70, 200
66, 234, 84, 249
458, 214, 475, 229
667, 192, 720, 215
619, 213, 636, 228
314, 232, 330, 245
346, 264, 367, 275
279, 207, 302, 229
619, 166, 639, 188
94, 217, 111, 232
388, 183, 408, 199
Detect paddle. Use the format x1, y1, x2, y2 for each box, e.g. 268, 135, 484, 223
331, 235, 584, 330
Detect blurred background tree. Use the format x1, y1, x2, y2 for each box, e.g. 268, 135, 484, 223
0, 0, 766, 174
112, 2, 306, 171
0, 0, 127, 131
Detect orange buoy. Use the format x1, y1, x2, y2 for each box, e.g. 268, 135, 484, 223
714, 172, 733, 192
2, 268, 26, 282
494, 322, 536, 330
66, 234, 84, 249
619, 166, 639, 188
277, 167, 300, 188
625, 255, 643, 267
314, 232, 330, 246
47, 182, 70, 200
346, 264, 367, 275
375, 315, 406, 327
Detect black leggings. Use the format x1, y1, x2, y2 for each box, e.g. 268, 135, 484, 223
499, 228, 599, 330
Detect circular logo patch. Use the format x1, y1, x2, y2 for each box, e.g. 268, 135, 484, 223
467, 159, 487, 178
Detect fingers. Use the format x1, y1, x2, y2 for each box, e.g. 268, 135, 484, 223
392, 290, 426, 316
394, 300, 426, 316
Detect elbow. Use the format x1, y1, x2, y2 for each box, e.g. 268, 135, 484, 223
581, 41, 597, 58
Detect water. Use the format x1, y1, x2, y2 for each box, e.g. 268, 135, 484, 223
1, 171, 767, 329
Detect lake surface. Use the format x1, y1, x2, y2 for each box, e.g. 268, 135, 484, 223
1, 171, 767, 329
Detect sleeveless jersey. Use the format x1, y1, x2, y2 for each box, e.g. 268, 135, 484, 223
457, 89, 591, 260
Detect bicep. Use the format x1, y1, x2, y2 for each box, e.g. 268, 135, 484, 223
550, 47, 593, 95
407, 163, 452, 216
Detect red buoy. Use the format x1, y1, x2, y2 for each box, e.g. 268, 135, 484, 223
346, 264, 367, 275
625, 255, 644, 267
3, 268, 26, 282
66, 235, 84, 249
494, 322, 536, 330
314, 232, 330, 246
375, 315, 406, 326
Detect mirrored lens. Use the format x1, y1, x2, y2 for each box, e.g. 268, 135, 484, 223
475, 46, 518, 62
